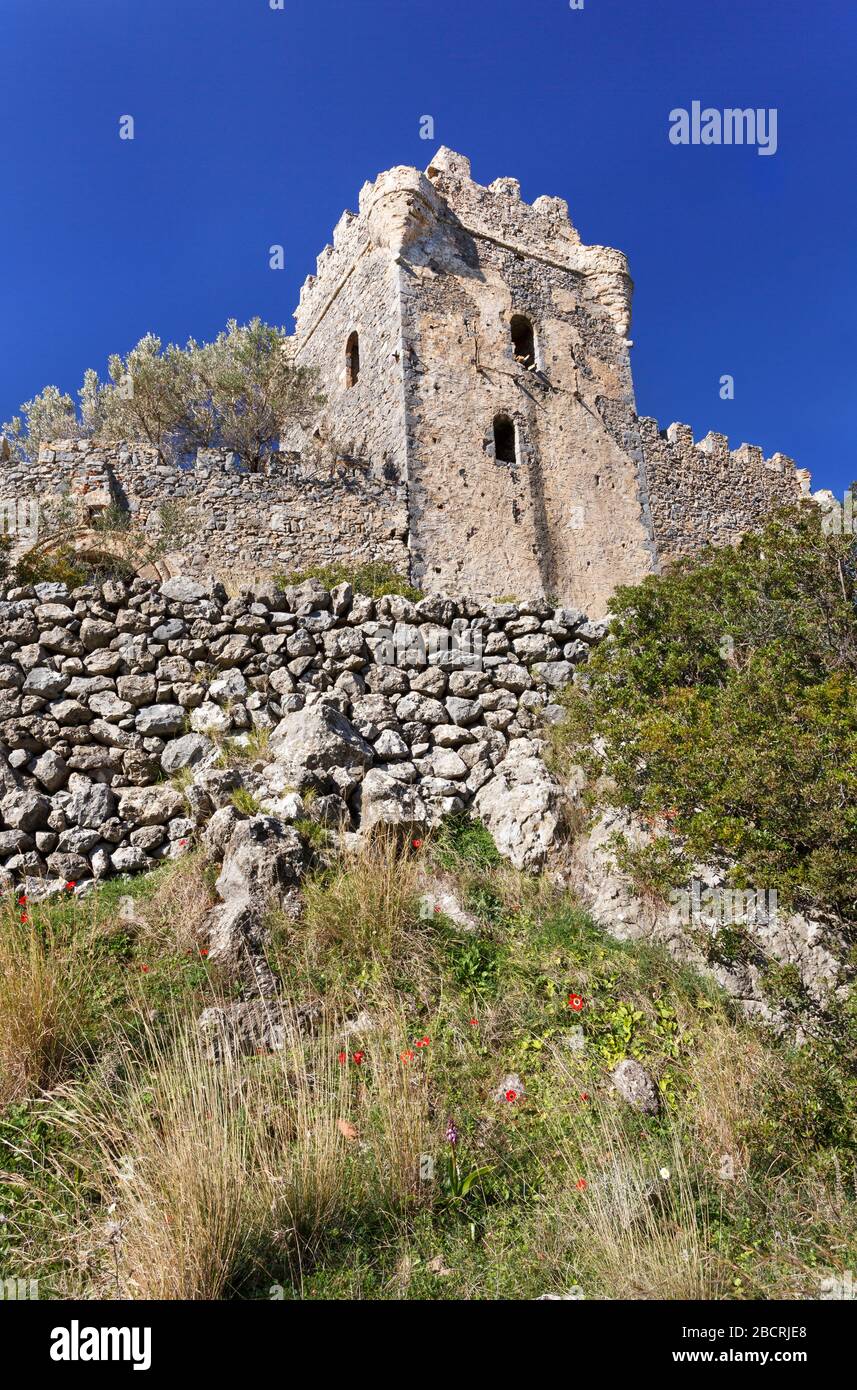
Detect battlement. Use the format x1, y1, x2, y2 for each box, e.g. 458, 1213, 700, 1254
294, 148, 634, 342
638, 417, 810, 567
638, 417, 809, 485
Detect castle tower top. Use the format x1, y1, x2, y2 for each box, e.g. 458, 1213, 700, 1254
295, 148, 633, 343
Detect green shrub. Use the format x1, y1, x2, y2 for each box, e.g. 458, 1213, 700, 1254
551, 508, 857, 918
0, 534, 12, 585
14, 546, 91, 590
273, 561, 421, 602
2, 320, 324, 468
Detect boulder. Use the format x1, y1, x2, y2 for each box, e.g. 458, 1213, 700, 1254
473, 739, 562, 870
117, 785, 185, 826
190, 702, 231, 735
67, 781, 116, 829
160, 577, 208, 604
160, 732, 217, 775
215, 815, 305, 903
30, 750, 69, 793
270, 703, 372, 788
23, 668, 70, 699
358, 767, 427, 831
135, 703, 186, 737
1, 789, 51, 833
111, 845, 150, 874
611, 1059, 661, 1115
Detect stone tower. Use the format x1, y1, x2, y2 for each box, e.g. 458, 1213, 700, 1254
6, 150, 805, 603
290, 147, 658, 614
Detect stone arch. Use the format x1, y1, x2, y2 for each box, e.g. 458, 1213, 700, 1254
345, 331, 360, 388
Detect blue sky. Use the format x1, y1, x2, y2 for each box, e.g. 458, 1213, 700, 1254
1, 0, 854, 493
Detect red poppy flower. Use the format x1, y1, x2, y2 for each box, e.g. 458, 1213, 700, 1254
352, 1051, 365, 1065
200, 948, 209, 957
469, 1018, 478, 1027
576, 1178, 587, 1190
20, 913, 28, 924
337, 1051, 347, 1064
400, 1050, 414, 1064
568, 994, 584, 1012
505, 1089, 517, 1103
65, 881, 76, 891
17, 894, 26, 905
140, 965, 150, 973
580, 1092, 590, 1102
411, 838, 423, 849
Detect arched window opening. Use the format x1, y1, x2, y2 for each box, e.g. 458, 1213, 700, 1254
493, 414, 517, 465
345, 331, 360, 387
510, 315, 536, 369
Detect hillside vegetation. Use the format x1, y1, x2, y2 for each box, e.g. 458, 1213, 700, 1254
1, 506, 855, 1301
551, 507, 857, 920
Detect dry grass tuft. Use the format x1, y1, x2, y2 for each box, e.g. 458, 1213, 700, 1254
133, 852, 217, 955
534, 1072, 728, 1299
291, 830, 424, 989
0, 910, 98, 1109
46, 1005, 430, 1299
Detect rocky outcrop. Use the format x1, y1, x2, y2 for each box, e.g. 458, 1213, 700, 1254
473, 737, 562, 870
570, 805, 852, 1030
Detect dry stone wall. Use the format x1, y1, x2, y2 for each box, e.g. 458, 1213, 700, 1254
0, 572, 605, 895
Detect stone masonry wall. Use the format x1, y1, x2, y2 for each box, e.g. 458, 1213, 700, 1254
0, 150, 814, 607
639, 418, 811, 566
288, 200, 409, 478
288, 148, 657, 613
0, 571, 605, 894
2, 440, 409, 582
404, 150, 656, 611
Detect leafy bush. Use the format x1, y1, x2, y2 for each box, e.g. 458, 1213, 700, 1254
551, 508, 857, 918
13, 545, 92, 590
1, 320, 324, 468
0, 533, 14, 585
1, 385, 82, 461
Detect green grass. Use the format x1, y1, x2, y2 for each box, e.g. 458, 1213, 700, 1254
432, 814, 503, 872
1, 817, 854, 1301
230, 787, 263, 816
272, 561, 422, 603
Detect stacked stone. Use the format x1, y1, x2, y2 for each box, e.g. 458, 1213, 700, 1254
0, 439, 410, 581
0, 574, 605, 895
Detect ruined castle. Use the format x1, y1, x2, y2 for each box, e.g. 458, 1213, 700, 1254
1, 148, 810, 613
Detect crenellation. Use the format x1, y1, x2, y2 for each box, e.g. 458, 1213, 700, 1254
643, 421, 806, 569
332, 208, 357, 248
697, 431, 729, 459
